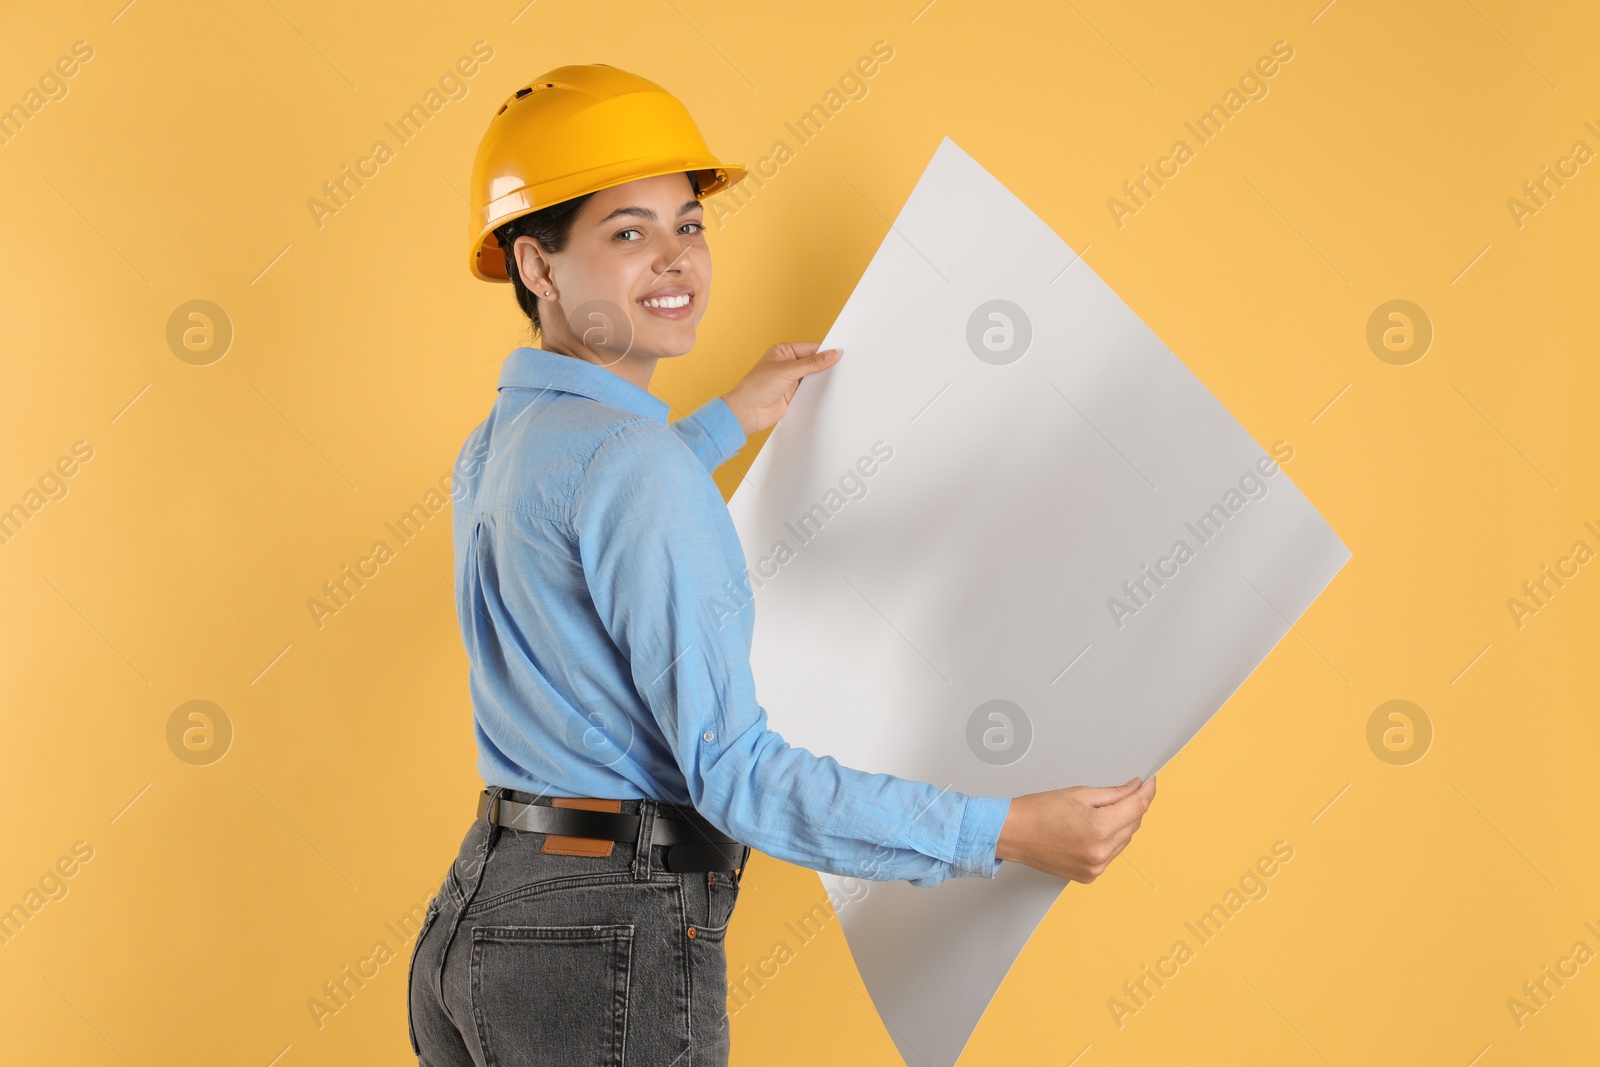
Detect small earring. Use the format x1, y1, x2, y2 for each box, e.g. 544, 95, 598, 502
544, 290, 552, 297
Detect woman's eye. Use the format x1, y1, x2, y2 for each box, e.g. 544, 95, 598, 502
615, 222, 703, 242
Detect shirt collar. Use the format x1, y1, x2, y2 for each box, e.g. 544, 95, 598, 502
496, 346, 668, 423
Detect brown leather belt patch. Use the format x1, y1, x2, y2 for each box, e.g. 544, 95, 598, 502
540, 797, 622, 857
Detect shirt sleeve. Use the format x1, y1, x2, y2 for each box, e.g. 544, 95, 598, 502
571, 419, 1010, 888
669, 396, 747, 473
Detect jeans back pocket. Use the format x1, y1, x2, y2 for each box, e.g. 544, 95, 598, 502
469, 924, 634, 1067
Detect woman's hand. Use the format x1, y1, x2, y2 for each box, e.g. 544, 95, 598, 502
995, 776, 1157, 883
720, 342, 842, 437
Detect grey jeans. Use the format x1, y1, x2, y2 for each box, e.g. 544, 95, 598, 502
408, 791, 745, 1066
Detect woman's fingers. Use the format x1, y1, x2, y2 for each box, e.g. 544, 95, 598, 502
768, 341, 842, 371
763, 344, 841, 399
1090, 806, 1145, 868
768, 340, 820, 362
1095, 777, 1157, 834
1075, 777, 1145, 808
808, 347, 842, 372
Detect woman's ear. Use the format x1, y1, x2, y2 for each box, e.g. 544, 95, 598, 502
512, 235, 553, 296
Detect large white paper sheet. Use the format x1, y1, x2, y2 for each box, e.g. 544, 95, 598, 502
724, 137, 1350, 1065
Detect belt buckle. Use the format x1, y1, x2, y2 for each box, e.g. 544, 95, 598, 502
541, 797, 621, 857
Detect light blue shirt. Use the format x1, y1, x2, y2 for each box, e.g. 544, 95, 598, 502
450, 346, 1009, 887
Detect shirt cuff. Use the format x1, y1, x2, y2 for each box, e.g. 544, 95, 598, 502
671, 396, 748, 472
950, 793, 1010, 879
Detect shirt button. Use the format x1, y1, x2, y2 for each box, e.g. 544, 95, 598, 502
702, 730, 715, 742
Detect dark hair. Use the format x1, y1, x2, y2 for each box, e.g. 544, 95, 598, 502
491, 172, 703, 336
493, 193, 594, 337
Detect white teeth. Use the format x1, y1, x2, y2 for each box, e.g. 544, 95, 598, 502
642, 294, 691, 308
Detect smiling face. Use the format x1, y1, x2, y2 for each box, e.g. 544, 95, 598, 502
510, 171, 710, 380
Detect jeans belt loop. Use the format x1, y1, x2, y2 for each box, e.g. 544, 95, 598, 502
631, 798, 657, 882
734, 843, 752, 888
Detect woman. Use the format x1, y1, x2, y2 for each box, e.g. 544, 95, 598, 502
407, 63, 1157, 1067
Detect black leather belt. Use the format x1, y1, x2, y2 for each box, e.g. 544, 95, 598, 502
477, 790, 748, 874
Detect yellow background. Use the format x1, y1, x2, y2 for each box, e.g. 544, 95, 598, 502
3, 0, 1597, 1063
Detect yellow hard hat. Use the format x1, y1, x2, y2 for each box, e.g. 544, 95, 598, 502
467, 63, 747, 282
